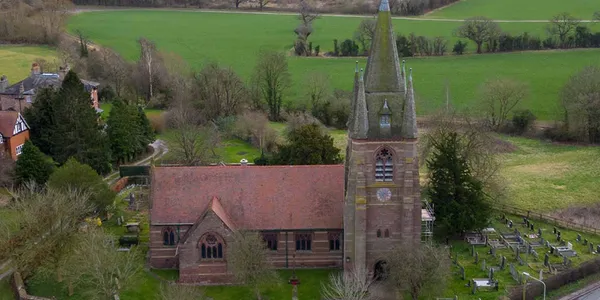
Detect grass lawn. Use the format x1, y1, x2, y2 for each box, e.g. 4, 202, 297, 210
0, 45, 56, 82
66, 11, 600, 120
0, 278, 13, 300
500, 137, 600, 212
427, 0, 600, 20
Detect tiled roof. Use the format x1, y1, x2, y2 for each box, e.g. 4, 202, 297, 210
0, 111, 18, 137
151, 165, 345, 230
0, 74, 99, 96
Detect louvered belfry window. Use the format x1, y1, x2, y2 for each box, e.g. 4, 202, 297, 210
375, 149, 393, 182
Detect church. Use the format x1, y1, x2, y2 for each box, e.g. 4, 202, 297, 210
149, 0, 432, 284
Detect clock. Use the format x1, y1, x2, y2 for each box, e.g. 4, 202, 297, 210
376, 188, 392, 202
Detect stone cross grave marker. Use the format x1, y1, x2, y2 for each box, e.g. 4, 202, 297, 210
500, 256, 506, 270
544, 253, 549, 267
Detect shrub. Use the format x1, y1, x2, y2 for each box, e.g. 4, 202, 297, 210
512, 110, 536, 135
432, 36, 448, 56
98, 86, 116, 102
452, 40, 468, 55
333, 39, 339, 56
315, 45, 321, 56
340, 39, 359, 56
396, 34, 413, 57
294, 39, 307, 56
543, 125, 577, 142
119, 235, 139, 247
147, 114, 166, 134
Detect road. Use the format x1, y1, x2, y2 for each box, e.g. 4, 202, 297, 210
558, 281, 600, 300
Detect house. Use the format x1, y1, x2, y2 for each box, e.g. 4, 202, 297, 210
0, 111, 30, 160
0, 63, 102, 114
149, 0, 431, 284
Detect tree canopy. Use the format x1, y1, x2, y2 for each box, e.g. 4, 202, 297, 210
272, 123, 342, 165
15, 140, 56, 186
426, 131, 491, 237
107, 99, 155, 164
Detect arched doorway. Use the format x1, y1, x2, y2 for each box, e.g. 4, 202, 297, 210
373, 260, 389, 281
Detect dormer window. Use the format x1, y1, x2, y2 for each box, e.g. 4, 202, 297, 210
379, 100, 392, 129
380, 115, 391, 128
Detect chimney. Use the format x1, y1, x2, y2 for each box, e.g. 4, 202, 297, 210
31, 63, 41, 77
240, 159, 248, 166
91, 87, 99, 109
0, 75, 7, 93
58, 63, 70, 79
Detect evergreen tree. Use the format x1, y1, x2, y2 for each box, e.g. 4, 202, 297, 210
426, 132, 491, 238
107, 99, 138, 164
23, 88, 56, 155
15, 140, 56, 185
49, 70, 111, 174
47, 158, 116, 215
136, 106, 155, 151
272, 124, 342, 165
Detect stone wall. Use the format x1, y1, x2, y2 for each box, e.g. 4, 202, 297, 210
11, 271, 54, 300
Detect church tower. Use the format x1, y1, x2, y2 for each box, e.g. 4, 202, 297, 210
343, 0, 421, 273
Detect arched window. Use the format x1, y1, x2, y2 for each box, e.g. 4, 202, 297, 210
375, 148, 393, 182
376, 229, 382, 238
200, 233, 224, 259
295, 232, 313, 251
328, 231, 341, 251
384, 229, 390, 238
162, 227, 176, 246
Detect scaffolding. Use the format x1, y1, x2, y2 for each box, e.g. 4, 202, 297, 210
421, 201, 435, 243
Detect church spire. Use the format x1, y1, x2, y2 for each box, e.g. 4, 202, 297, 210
401, 60, 407, 94
363, 0, 403, 93
351, 69, 369, 139
348, 61, 360, 130
402, 68, 417, 139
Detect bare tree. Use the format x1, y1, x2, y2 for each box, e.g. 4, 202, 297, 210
158, 283, 205, 300
228, 231, 279, 300
166, 103, 220, 166
194, 63, 249, 121
594, 11, 600, 21
321, 266, 379, 300
64, 227, 141, 300
298, 0, 319, 27
252, 50, 291, 121
386, 243, 451, 300
456, 17, 501, 54
232, 0, 247, 9
354, 19, 377, 54
234, 111, 278, 153
99, 48, 131, 98
138, 38, 157, 103
479, 78, 529, 131
0, 186, 93, 278
547, 12, 581, 48
561, 66, 600, 143
305, 72, 331, 108
420, 110, 506, 202
255, 0, 269, 11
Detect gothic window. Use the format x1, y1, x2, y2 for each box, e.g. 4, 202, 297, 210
263, 232, 278, 251
295, 232, 312, 251
328, 232, 341, 251
200, 233, 224, 259
384, 229, 390, 238
375, 148, 394, 182
377, 229, 382, 238
162, 227, 176, 246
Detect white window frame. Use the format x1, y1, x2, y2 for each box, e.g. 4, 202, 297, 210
0, 133, 3, 144
16, 144, 24, 156
12, 114, 29, 135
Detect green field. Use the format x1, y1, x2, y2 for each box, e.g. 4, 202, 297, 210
0, 46, 56, 83
427, 0, 600, 20
65, 10, 600, 120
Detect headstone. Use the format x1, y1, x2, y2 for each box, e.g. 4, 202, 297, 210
491, 246, 497, 257
541, 237, 545, 245
590, 242, 594, 253
568, 242, 573, 250
538, 228, 542, 236
471, 245, 475, 256
597, 245, 600, 254
475, 252, 479, 264
528, 244, 533, 254
523, 217, 527, 224
454, 252, 458, 264
577, 234, 582, 242
117, 217, 122, 226
500, 256, 506, 270
563, 256, 568, 265
550, 246, 555, 255
516, 247, 520, 259
460, 265, 465, 280
530, 223, 534, 231
546, 240, 551, 248
539, 269, 543, 281
481, 259, 486, 271
509, 220, 513, 228
557, 235, 561, 242
557, 230, 561, 237
544, 253, 549, 266
553, 227, 557, 234
509, 264, 519, 282
584, 239, 588, 246
489, 268, 495, 281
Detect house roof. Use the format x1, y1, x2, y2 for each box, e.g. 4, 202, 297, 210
0, 74, 99, 96
0, 111, 18, 137
151, 165, 345, 230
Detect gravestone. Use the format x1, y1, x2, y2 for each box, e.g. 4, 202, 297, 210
597, 245, 600, 254
557, 235, 561, 242
544, 253, 549, 267
530, 223, 534, 231
539, 269, 543, 281
523, 217, 528, 224
563, 256, 569, 265
128, 193, 136, 210
516, 247, 521, 260
475, 252, 479, 264
584, 239, 588, 246
590, 242, 595, 253
541, 237, 545, 245
489, 268, 494, 281
546, 240, 551, 248
577, 234, 582, 243
550, 246, 555, 255
528, 244, 533, 254
553, 227, 557, 234
471, 245, 475, 257
568, 242, 573, 250
509, 220, 513, 228
454, 252, 458, 264
509, 264, 520, 282
557, 231, 561, 238
491, 246, 497, 257
538, 228, 542, 236
481, 259, 486, 271
117, 217, 122, 226
460, 264, 465, 280
500, 256, 506, 270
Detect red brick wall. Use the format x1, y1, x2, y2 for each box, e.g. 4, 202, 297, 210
7, 130, 29, 160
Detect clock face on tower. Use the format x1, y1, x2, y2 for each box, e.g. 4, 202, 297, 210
376, 188, 392, 202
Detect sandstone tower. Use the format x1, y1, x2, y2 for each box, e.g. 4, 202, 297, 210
343, 0, 421, 274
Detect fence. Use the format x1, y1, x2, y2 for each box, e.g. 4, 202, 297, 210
489, 203, 600, 235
